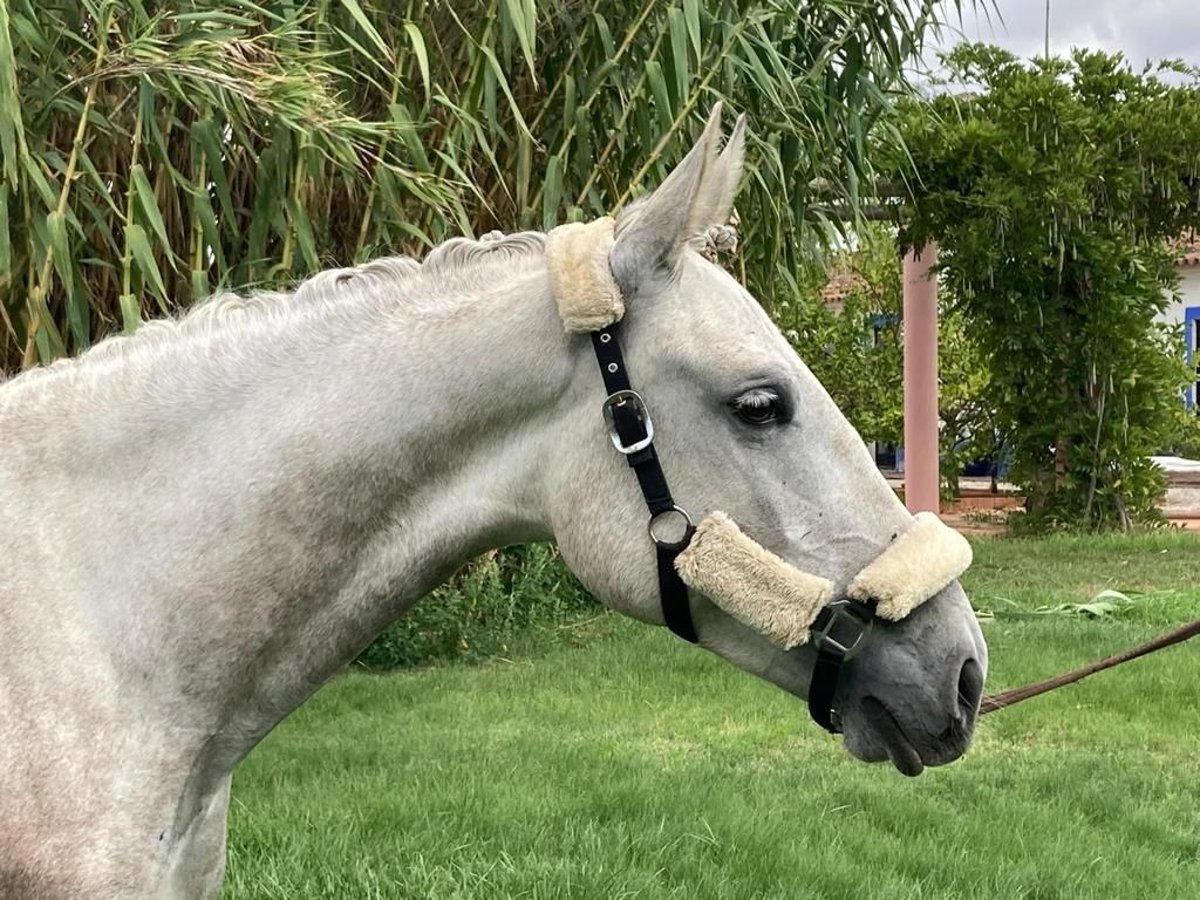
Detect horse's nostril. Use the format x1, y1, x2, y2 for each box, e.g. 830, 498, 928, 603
957, 657, 984, 715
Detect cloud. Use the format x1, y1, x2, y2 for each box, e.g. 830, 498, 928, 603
929, 0, 1200, 70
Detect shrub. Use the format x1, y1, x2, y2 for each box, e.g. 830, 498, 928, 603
356, 544, 594, 670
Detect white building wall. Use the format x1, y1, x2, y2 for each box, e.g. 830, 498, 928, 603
1160, 266, 1200, 409
1158, 266, 1200, 329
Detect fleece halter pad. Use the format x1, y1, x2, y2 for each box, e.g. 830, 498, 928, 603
674, 511, 972, 650
545, 217, 625, 332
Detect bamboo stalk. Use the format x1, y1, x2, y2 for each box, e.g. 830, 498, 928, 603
23, 0, 117, 364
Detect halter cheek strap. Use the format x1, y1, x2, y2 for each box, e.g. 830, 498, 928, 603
590, 324, 698, 643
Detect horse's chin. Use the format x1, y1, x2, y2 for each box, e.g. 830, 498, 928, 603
841, 697, 936, 777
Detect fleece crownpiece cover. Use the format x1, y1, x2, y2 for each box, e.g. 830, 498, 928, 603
675, 511, 972, 649
545, 217, 625, 333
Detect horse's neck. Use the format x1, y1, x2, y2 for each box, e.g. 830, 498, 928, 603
10, 261, 572, 765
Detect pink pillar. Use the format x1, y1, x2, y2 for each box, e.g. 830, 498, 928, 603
903, 243, 940, 514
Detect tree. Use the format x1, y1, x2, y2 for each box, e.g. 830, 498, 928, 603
777, 223, 998, 497
778, 228, 905, 448
0, 0, 971, 373
891, 45, 1200, 530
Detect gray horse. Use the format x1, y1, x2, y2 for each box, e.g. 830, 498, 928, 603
0, 109, 986, 898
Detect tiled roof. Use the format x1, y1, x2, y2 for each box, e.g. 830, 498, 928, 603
1173, 229, 1200, 267
819, 272, 868, 310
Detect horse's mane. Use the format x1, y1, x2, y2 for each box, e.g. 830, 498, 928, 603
3, 230, 548, 388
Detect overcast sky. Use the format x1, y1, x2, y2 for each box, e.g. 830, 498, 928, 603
926, 0, 1200, 74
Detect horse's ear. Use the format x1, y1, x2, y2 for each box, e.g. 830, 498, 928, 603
610, 105, 747, 297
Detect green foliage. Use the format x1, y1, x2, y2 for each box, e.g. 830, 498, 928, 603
356, 544, 594, 670
777, 224, 997, 492
0, 0, 967, 372
776, 229, 905, 446
892, 45, 1200, 530
938, 304, 1005, 491
227, 532, 1200, 899
1162, 359, 1200, 458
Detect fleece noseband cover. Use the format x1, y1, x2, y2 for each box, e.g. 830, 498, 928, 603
675, 511, 972, 649
673, 512, 835, 650
846, 511, 974, 621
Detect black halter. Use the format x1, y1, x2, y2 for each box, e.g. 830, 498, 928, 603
590, 323, 874, 734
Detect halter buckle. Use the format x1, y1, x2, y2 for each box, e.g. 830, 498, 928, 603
810, 599, 874, 659
602, 390, 655, 455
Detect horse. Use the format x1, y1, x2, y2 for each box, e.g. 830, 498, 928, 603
0, 107, 986, 898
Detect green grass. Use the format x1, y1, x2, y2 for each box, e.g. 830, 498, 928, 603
225, 532, 1200, 899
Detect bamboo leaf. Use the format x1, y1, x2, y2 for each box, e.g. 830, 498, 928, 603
118, 293, 141, 334
389, 218, 434, 249
289, 196, 319, 272
45, 210, 74, 306
30, 297, 66, 362
502, 0, 537, 79
335, 0, 390, 59
190, 270, 208, 303
542, 154, 562, 232
190, 182, 225, 273
0, 183, 9, 280
683, 0, 702, 61
125, 223, 169, 312
0, 0, 24, 184
477, 44, 534, 141
131, 164, 174, 269
403, 22, 431, 101
644, 60, 672, 137
190, 118, 234, 226
22, 154, 56, 209
170, 10, 258, 27
667, 7, 690, 104
388, 103, 432, 170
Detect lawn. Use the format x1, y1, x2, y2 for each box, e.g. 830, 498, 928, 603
224, 532, 1200, 899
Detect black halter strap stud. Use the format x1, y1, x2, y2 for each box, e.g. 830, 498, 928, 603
591, 325, 698, 644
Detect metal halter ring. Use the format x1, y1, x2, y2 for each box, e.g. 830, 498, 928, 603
648, 505, 694, 549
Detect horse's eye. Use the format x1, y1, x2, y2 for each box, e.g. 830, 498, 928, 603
732, 388, 782, 426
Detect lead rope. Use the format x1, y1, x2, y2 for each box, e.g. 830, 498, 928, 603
980, 617, 1200, 713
